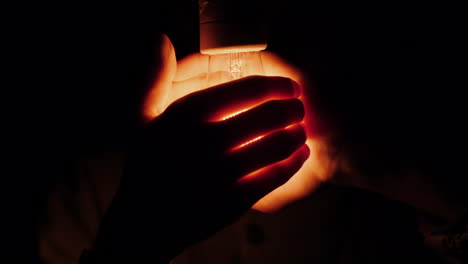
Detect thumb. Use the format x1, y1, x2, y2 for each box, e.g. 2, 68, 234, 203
142, 33, 177, 122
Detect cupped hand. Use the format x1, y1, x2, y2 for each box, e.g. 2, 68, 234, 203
143, 34, 337, 213
92, 34, 310, 262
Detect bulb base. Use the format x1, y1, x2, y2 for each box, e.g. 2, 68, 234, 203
199, 0, 270, 55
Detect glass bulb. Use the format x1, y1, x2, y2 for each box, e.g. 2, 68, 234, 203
207, 51, 265, 87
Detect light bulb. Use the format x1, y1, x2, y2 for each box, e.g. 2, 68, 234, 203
206, 51, 265, 87
199, 0, 269, 87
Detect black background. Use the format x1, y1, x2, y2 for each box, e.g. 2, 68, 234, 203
7, 1, 465, 263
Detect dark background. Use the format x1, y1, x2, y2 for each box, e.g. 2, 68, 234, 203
10, 1, 464, 263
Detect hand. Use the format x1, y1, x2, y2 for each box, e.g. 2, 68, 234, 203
141, 36, 338, 213
91, 34, 309, 263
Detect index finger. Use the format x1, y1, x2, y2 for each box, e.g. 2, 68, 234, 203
168, 75, 301, 122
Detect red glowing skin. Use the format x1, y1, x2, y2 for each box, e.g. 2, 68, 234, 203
143, 47, 335, 212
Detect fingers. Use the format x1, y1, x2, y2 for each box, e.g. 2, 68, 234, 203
168, 76, 301, 122
225, 123, 307, 180
232, 144, 310, 207
214, 98, 305, 149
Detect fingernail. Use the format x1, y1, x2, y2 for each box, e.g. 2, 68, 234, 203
290, 79, 301, 97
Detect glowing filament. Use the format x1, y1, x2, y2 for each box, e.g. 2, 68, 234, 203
229, 52, 244, 80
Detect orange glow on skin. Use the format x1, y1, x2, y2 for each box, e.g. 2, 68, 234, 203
220, 109, 249, 121
238, 165, 268, 182
208, 94, 292, 123
228, 122, 302, 153
232, 122, 305, 177
231, 135, 265, 151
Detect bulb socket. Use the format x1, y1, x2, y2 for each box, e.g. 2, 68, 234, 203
199, 0, 270, 54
